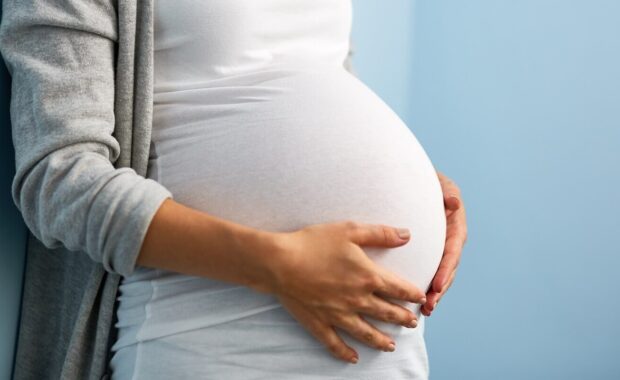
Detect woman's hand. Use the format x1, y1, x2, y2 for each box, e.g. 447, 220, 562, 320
421, 171, 468, 317
264, 221, 427, 364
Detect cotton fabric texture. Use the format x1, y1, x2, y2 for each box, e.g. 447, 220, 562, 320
108, 1, 443, 378
0, 1, 356, 379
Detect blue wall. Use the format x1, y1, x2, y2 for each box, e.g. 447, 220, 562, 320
350, 0, 415, 120
1, 1, 618, 378
353, 1, 620, 379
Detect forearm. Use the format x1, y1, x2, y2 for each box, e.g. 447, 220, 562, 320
137, 198, 282, 293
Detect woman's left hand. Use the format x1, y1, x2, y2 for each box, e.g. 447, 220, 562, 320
421, 171, 468, 317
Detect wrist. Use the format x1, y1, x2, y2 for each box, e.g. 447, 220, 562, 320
228, 224, 290, 294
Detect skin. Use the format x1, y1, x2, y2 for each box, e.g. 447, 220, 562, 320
421, 171, 468, 317
136, 171, 467, 364
137, 199, 426, 364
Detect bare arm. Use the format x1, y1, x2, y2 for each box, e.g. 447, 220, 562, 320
136, 198, 279, 291
138, 198, 426, 363
126, 31, 423, 363
138, 33, 361, 287
0, 0, 417, 363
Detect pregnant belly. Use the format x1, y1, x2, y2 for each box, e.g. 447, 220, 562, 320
142, 66, 445, 338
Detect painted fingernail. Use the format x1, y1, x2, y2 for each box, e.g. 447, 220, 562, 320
396, 228, 410, 239
450, 196, 460, 207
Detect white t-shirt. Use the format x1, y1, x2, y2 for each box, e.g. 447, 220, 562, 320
109, 1, 446, 379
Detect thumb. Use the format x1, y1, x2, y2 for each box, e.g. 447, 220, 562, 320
347, 222, 412, 248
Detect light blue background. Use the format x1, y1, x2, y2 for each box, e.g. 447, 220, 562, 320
353, 1, 620, 379
1, 1, 619, 379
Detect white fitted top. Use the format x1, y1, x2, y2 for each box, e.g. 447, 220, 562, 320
109, 1, 446, 379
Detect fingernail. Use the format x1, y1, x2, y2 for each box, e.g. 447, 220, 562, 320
350, 355, 358, 364
420, 297, 427, 304
406, 319, 418, 328
396, 228, 410, 239
386, 342, 396, 352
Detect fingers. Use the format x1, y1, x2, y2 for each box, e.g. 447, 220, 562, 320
281, 297, 359, 363
444, 194, 461, 211
446, 203, 467, 239
436, 171, 462, 202
433, 202, 466, 293
342, 220, 426, 304
430, 170, 467, 297
422, 269, 456, 316
317, 325, 360, 364
345, 221, 412, 248
355, 294, 418, 328
334, 314, 396, 352
433, 229, 464, 293
445, 192, 467, 245
373, 265, 427, 304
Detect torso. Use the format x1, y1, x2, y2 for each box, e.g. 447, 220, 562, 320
109, 1, 445, 378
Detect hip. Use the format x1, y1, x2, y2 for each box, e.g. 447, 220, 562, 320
110, 302, 429, 380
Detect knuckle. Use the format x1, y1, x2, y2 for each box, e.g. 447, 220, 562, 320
310, 322, 329, 337
348, 296, 368, 310
383, 309, 398, 322
380, 225, 391, 245
349, 324, 366, 340
347, 320, 373, 342
344, 220, 360, 231
322, 334, 344, 355
394, 287, 410, 300
326, 341, 342, 355
364, 272, 383, 289
332, 311, 351, 325
363, 330, 375, 343
451, 254, 461, 268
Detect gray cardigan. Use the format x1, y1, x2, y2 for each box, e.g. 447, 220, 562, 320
0, 1, 357, 379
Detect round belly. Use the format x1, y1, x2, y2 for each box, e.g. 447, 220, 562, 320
149, 66, 446, 310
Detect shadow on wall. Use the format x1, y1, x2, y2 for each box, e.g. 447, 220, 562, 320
0, 5, 27, 378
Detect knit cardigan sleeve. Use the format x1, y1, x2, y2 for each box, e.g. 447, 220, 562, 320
0, 0, 173, 277
0, 0, 358, 279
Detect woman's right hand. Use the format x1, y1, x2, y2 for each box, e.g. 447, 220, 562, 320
262, 220, 427, 364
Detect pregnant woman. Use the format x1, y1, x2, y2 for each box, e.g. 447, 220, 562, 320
0, 0, 468, 379
108, 1, 446, 378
